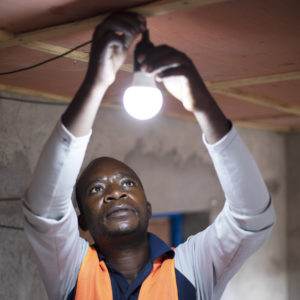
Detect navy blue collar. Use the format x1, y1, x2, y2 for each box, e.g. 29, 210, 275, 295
96, 232, 174, 262
147, 232, 174, 261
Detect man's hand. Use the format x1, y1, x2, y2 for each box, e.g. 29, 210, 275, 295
139, 45, 231, 143
87, 12, 146, 87
138, 45, 210, 112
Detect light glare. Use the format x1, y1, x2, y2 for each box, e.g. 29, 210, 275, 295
123, 86, 163, 120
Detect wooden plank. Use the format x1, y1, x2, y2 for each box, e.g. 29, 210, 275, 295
0, 83, 70, 104
164, 107, 295, 132
0, 30, 13, 42
1, 83, 296, 132
207, 71, 300, 89
136, 0, 228, 16
234, 120, 293, 133
214, 88, 300, 116
0, 0, 229, 49
0, 17, 106, 49
21, 41, 132, 72
23, 41, 90, 62
0, 83, 121, 109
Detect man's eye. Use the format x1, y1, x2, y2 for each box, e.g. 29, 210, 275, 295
123, 180, 135, 188
89, 185, 104, 195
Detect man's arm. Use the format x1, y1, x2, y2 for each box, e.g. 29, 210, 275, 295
23, 13, 146, 299
140, 46, 275, 298
62, 13, 146, 137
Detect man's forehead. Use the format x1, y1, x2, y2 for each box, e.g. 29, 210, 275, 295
83, 157, 139, 181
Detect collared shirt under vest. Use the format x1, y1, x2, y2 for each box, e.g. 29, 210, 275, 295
68, 233, 196, 300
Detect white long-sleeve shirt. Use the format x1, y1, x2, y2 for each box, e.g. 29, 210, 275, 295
22, 121, 275, 300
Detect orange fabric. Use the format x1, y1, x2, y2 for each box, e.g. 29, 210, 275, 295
75, 247, 113, 300
75, 246, 178, 300
138, 257, 178, 300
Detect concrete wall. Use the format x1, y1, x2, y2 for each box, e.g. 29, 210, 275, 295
0, 97, 289, 299
286, 133, 300, 300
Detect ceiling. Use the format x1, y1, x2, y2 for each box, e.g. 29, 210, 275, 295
0, 0, 299, 132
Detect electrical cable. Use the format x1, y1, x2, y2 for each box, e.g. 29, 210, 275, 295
0, 40, 92, 75
0, 197, 21, 202
0, 224, 24, 231
0, 197, 24, 230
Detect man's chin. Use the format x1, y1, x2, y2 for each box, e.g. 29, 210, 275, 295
107, 228, 137, 238
106, 223, 140, 237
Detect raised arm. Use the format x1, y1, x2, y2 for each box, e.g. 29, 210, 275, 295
62, 13, 146, 137
23, 13, 146, 299
139, 46, 275, 298
24, 12, 146, 218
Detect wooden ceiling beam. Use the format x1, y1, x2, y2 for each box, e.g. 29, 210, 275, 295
161, 110, 296, 132
234, 120, 294, 133
0, 83, 70, 104
1, 83, 298, 132
21, 41, 133, 72
207, 71, 300, 89
0, 83, 123, 111
213, 88, 300, 116
0, 0, 228, 49
0, 30, 13, 42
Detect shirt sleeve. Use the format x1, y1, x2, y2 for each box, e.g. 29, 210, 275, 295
22, 121, 91, 300
174, 126, 276, 300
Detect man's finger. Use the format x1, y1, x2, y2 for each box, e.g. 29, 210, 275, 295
141, 46, 186, 73
90, 30, 122, 54
156, 66, 187, 80
110, 19, 146, 48
94, 13, 146, 47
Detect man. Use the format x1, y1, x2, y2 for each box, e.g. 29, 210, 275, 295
23, 12, 275, 300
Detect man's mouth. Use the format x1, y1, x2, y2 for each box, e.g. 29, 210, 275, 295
106, 206, 137, 219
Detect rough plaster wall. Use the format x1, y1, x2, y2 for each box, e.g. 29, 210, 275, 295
286, 133, 300, 300
0, 98, 287, 299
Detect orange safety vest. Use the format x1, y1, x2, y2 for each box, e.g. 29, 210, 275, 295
75, 245, 178, 300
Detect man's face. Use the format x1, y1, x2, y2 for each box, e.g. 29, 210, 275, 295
77, 158, 151, 240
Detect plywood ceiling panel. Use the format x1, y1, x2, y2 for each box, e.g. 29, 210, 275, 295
36, 0, 300, 81
0, 0, 152, 33
0, 0, 299, 131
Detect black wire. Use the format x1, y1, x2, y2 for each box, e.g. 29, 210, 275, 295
0, 197, 21, 202
0, 40, 92, 76
0, 198, 24, 230
0, 224, 24, 231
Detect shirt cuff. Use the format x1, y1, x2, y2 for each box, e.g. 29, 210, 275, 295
56, 120, 92, 149
202, 125, 238, 154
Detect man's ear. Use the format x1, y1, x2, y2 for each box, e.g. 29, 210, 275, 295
146, 201, 152, 219
78, 214, 88, 231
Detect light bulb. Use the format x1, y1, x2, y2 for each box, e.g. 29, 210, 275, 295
123, 71, 163, 120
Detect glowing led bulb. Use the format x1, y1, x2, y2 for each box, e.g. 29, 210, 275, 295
123, 71, 163, 120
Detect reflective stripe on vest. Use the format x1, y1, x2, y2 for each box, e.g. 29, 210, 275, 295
75, 246, 178, 300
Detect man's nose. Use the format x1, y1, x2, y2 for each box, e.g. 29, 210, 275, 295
104, 187, 127, 203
